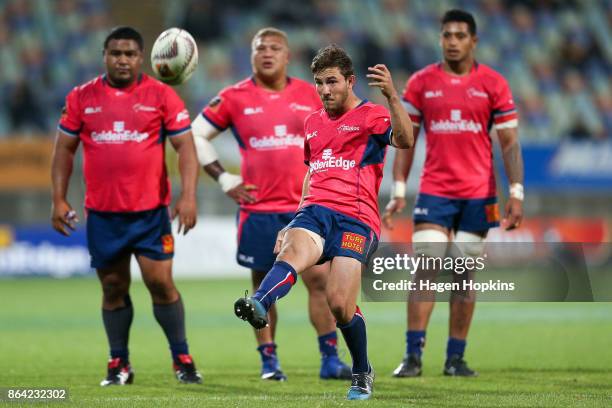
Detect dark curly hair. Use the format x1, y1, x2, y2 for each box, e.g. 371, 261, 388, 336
310, 44, 354, 78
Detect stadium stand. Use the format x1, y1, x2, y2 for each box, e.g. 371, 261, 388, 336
0, 0, 609, 141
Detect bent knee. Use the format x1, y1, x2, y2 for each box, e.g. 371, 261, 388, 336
327, 298, 353, 323
100, 276, 129, 302
145, 278, 177, 302
302, 268, 327, 292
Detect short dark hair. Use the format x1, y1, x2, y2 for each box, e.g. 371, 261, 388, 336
310, 44, 354, 78
104, 26, 144, 50
441, 9, 477, 36
252, 27, 289, 49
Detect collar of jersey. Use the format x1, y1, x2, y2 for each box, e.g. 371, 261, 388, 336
102, 73, 143, 93
250, 75, 292, 93
437, 60, 479, 79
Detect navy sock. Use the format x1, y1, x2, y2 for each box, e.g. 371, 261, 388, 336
153, 296, 189, 362
102, 295, 133, 361
446, 337, 466, 361
406, 330, 426, 357
257, 342, 278, 364
253, 261, 297, 311
337, 306, 369, 374
318, 331, 339, 358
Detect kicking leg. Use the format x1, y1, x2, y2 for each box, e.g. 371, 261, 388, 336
234, 228, 322, 329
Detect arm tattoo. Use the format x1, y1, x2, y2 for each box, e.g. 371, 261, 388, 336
502, 140, 524, 185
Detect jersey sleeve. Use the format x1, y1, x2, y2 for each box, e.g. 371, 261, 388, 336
401, 73, 423, 127
304, 137, 311, 166
492, 76, 518, 129
366, 104, 393, 145
303, 116, 313, 166
163, 86, 191, 136
57, 88, 82, 137
201, 88, 233, 131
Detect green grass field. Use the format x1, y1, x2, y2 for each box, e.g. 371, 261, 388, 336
1, 277, 611, 407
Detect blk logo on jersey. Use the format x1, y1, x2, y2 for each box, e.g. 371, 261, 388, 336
341, 232, 366, 254
176, 109, 190, 123
424, 90, 443, 99
244, 107, 263, 115
161, 234, 174, 254
84, 106, 102, 114
414, 207, 429, 216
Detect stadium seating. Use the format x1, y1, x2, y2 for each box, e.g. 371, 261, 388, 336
0, 0, 610, 141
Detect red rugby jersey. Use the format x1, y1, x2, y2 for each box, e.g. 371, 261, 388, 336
303, 100, 393, 236
403, 62, 518, 199
201, 77, 322, 213
58, 74, 191, 212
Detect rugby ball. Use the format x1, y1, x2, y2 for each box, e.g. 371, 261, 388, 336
151, 28, 198, 85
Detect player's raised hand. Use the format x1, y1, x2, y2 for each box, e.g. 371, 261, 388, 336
367, 64, 398, 100
173, 195, 197, 235
503, 197, 523, 231
382, 197, 406, 230
51, 199, 79, 236
227, 183, 258, 205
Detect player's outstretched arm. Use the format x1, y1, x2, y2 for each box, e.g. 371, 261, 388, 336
497, 127, 524, 230
191, 114, 257, 204
170, 131, 199, 235
51, 131, 80, 236
366, 64, 414, 149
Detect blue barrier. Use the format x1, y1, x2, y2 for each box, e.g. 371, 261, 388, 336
0, 225, 92, 277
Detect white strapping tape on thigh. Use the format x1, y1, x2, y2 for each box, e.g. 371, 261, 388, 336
293, 227, 324, 257
412, 229, 449, 258
454, 230, 485, 257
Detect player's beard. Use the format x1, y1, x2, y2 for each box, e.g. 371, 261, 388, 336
108, 69, 136, 88
323, 86, 349, 117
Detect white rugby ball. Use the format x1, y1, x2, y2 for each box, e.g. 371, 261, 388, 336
151, 28, 198, 85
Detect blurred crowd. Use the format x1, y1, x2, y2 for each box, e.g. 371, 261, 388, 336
0, 0, 109, 135
0, 0, 610, 142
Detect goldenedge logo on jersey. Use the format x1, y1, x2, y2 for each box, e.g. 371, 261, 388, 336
91, 121, 148, 144
248, 124, 304, 149
310, 148, 356, 172
430, 109, 483, 134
